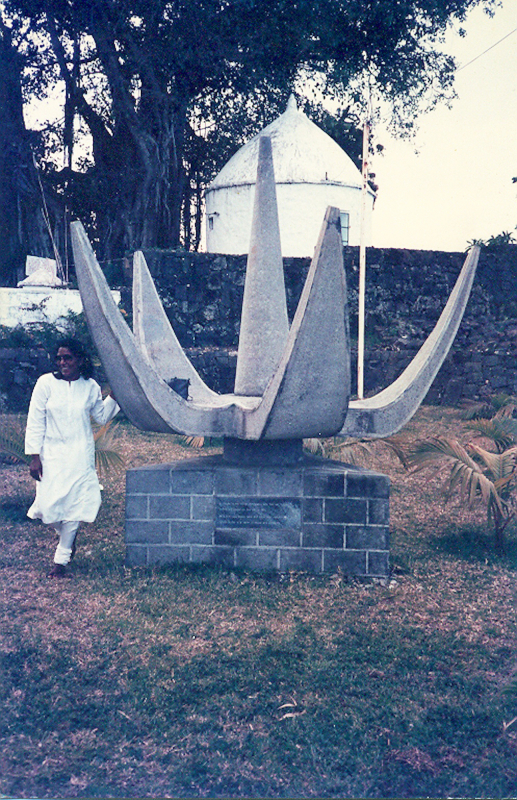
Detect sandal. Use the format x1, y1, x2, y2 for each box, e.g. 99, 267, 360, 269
47, 564, 67, 578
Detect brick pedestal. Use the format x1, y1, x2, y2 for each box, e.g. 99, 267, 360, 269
125, 453, 390, 576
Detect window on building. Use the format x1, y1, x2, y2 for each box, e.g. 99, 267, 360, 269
208, 212, 219, 231
340, 212, 350, 246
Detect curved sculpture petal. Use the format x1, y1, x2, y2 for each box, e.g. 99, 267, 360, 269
132, 250, 219, 404
338, 245, 480, 439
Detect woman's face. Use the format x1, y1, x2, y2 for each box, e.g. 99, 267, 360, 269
56, 347, 82, 381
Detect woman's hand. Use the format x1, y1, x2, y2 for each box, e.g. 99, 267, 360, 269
29, 455, 42, 481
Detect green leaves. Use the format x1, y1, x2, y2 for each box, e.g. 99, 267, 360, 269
92, 421, 125, 478
0, 418, 30, 464
468, 417, 517, 454
405, 426, 517, 550
3, 0, 497, 270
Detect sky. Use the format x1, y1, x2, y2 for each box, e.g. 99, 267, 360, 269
23, 2, 516, 255
370, 0, 517, 252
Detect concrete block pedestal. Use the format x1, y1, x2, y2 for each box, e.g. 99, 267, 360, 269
125, 447, 390, 577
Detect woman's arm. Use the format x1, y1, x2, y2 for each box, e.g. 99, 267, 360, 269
25, 377, 50, 468
90, 383, 120, 425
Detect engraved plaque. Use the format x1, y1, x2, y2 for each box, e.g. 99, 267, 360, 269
216, 498, 301, 529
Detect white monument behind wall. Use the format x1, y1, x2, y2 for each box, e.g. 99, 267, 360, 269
205, 96, 375, 258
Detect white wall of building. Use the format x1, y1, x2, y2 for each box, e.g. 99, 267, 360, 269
0, 286, 120, 329
206, 181, 372, 257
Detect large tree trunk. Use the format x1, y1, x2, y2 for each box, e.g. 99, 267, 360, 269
0, 23, 55, 286
48, 4, 188, 263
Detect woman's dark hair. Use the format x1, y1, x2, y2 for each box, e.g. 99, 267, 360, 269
53, 338, 94, 379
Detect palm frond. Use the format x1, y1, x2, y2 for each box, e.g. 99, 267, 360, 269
304, 434, 410, 468
0, 420, 30, 464
304, 438, 325, 455
406, 437, 480, 473
492, 394, 517, 417
93, 422, 125, 478
467, 417, 517, 452
460, 399, 494, 420
181, 434, 207, 449
468, 442, 517, 483
407, 435, 506, 515
326, 438, 374, 466
377, 435, 412, 470
461, 394, 517, 420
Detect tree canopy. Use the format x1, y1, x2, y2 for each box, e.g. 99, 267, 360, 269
0, 0, 498, 283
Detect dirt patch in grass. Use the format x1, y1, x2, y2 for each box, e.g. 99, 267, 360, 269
0, 408, 516, 798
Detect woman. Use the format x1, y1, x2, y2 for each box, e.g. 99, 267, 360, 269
25, 338, 119, 578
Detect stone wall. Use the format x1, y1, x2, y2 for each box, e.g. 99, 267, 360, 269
0, 347, 51, 412
137, 243, 517, 402
2, 244, 516, 411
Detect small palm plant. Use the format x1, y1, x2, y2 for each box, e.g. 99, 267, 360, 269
461, 393, 517, 420
304, 435, 409, 468
304, 436, 374, 465
406, 419, 517, 551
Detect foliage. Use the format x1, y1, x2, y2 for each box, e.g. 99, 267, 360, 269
0, 311, 99, 369
466, 228, 517, 249
406, 421, 517, 550
0, 0, 498, 276
485, 230, 517, 247
304, 434, 409, 468
461, 392, 517, 420
467, 417, 517, 453
0, 416, 29, 463
92, 421, 126, 478
0, 416, 124, 476
0, 10, 60, 285
180, 434, 223, 449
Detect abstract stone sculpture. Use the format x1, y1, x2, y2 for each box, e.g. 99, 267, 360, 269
71, 135, 479, 575
70, 137, 479, 445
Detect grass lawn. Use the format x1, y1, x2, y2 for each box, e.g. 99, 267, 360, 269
0, 406, 516, 799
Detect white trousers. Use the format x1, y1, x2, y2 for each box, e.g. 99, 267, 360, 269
53, 521, 80, 565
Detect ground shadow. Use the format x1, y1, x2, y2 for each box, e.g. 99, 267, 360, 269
0, 497, 32, 523
428, 524, 517, 568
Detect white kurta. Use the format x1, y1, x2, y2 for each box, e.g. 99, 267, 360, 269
25, 373, 119, 524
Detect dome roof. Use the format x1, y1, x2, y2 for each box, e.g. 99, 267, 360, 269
209, 96, 363, 191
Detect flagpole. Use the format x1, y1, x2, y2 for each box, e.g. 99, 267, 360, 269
357, 116, 370, 400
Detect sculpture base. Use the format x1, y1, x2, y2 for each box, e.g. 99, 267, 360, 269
125, 453, 390, 576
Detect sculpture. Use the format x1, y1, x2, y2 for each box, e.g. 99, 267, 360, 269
69, 134, 479, 575
70, 136, 479, 446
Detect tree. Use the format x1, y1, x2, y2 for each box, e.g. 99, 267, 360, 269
0, 11, 62, 285
2, 0, 499, 273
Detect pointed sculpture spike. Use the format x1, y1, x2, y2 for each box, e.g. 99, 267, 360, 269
234, 135, 289, 396
248, 206, 350, 439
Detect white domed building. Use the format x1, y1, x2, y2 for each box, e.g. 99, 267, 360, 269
205, 96, 375, 258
